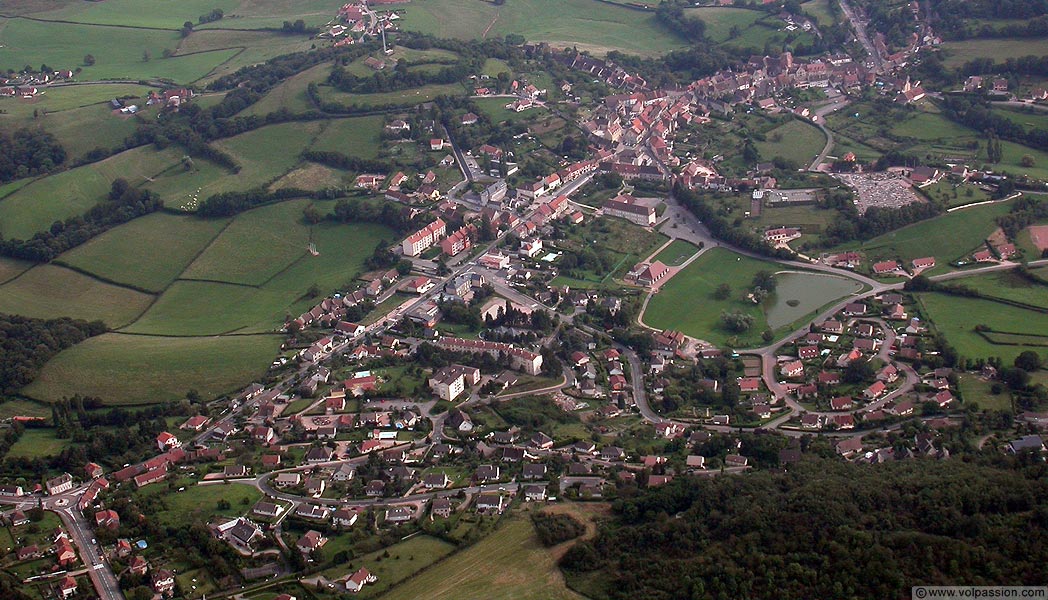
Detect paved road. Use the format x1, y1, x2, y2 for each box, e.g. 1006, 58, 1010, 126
838, 0, 883, 71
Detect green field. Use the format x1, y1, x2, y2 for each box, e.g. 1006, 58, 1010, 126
387, 0, 685, 56
24, 333, 284, 404
0, 264, 153, 327
212, 121, 323, 190
652, 240, 699, 266
57, 212, 231, 293
319, 82, 467, 108
941, 37, 1048, 68
684, 6, 763, 42
956, 269, 1048, 307
473, 96, 550, 124
119, 280, 294, 335
0, 398, 51, 421
5, 428, 68, 459
312, 115, 386, 160
382, 515, 584, 600
147, 482, 262, 527
754, 118, 826, 165
338, 534, 457, 598
958, 373, 1013, 412
0, 146, 191, 240
917, 293, 1048, 363
830, 200, 1016, 274
0, 257, 31, 284
239, 61, 330, 116
643, 248, 777, 347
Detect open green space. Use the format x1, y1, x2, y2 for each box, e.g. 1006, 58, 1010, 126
212, 121, 323, 190
754, 118, 826, 165
6, 428, 68, 459
922, 181, 994, 208
57, 212, 231, 293
193, 0, 346, 31
0, 264, 153, 327
176, 29, 318, 84
802, 0, 838, 25
0, 145, 191, 240
0, 19, 237, 82
24, 332, 283, 404
957, 373, 1014, 413
318, 82, 467, 108
956, 269, 1048, 308
239, 61, 329, 116
0, 257, 31, 284
941, 37, 1048, 68
684, 7, 763, 42
0, 398, 51, 421
29, 0, 242, 29
473, 96, 550, 124
917, 293, 1048, 363
829, 200, 1015, 274
312, 115, 386, 160
337, 534, 456, 598
386, 0, 686, 56
119, 280, 293, 335
382, 515, 583, 600
652, 240, 699, 266
145, 482, 262, 528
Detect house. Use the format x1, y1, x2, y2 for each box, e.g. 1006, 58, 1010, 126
475, 493, 506, 513
304, 478, 326, 497
686, 455, 706, 470
830, 396, 854, 411
801, 413, 822, 429
724, 455, 748, 468
16, 544, 39, 560
833, 414, 855, 429
431, 498, 453, 518
933, 390, 954, 407
156, 431, 181, 451
59, 576, 78, 599
0, 485, 24, 498
864, 381, 887, 399
911, 257, 935, 270
296, 530, 328, 554
780, 360, 805, 378
887, 399, 915, 416
56, 538, 77, 566
407, 276, 435, 294
600, 446, 625, 461
274, 473, 302, 487
252, 426, 275, 445
843, 303, 867, 316
180, 415, 210, 431
95, 509, 120, 529
423, 473, 451, 489
445, 410, 474, 432
385, 506, 414, 523
877, 365, 899, 383
152, 570, 176, 595
603, 193, 656, 226
1009, 435, 1045, 454
129, 555, 149, 575
253, 501, 284, 519
522, 463, 547, 480
531, 432, 554, 449
765, 227, 802, 244
738, 377, 761, 393
475, 464, 500, 482
820, 320, 844, 334
295, 504, 330, 520
654, 422, 685, 438
47, 473, 74, 495
635, 261, 670, 287
798, 345, 819, 360
524, 485, 547, 502
345, 567, 377, 593
835, 437, 863, 456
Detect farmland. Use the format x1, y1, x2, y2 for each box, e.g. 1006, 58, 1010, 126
239, 62, 331, 116
318, 82, 468, 108
941, 37, 1048, 68
312, 115, 387, 160
916, 293, 1048, 363
386, 0, 687, 56
754, 118, 826, 165
0, 264, 153, 327
24, 333, 285, 404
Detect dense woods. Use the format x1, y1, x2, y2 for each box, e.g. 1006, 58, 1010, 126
0, 128, 66, 183
0, 314, 106, 393
531, 512, 586, 547
561, 458, 1048, 600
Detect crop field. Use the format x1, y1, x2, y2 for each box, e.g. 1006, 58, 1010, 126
653, 240, 699, 266
829, 200, 1015, 274
917, 293, 1048, 363
0, 145, 193, 240
644, 248, 777, 347
941, 37, 1048, 68
24, 332, 284, 404
312, 115, 386, 159
754, 118, 826, 164
0, 265, 153, 327
386, 0, 686, 56
318, 82, 468, 108
57, 212, 231, 293
383, 516, 584, 600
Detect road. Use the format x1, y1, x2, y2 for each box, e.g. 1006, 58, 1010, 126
838, 0, 883, 71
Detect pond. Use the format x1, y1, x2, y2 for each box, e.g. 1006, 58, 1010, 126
765, 272, 863, 329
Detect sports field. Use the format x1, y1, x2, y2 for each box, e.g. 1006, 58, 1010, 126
653, 240, 700, 266
0, 265, 153, 327
388, 0, 686, 56
829, 200, 1016, 274
24, 332, 284, 405
917, 293, 1048, 363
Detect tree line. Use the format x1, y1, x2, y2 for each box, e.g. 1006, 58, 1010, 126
0, 128, 66, 183
0, 314, 106, 393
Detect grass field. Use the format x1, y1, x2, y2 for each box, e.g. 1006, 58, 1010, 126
327, 534, 456, 597
755, 118, 826, 164
382, 515, 583, 600
643, 248, 777, 347
319, 82, 467, 108
119, 280, 294, 335
0, 265, 153, 327
147, 482, 262, 528
941, 37, 1048, 68
239, 61, 330, 116
829, 200, 1015, 274
386, 0, 685, 56
956, 269, 1048, 308
312, 115, 386, 160
6, 429, 67, 459
917, 293, 1048, 363
0, 398, 51, 421
652, 240, 699, 266
269, 163, 351, 192
57, 212, 231, 293
473, 96, 550, 124
958, 372, 1013, 412
212, 121, 323, 190
0, 257, 31, 284
24, 333, 283, 404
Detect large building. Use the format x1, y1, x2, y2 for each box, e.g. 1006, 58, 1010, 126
401, 218, 447, 256
428, 365, 481, 401
603, 194, 656, 226
436, 337, 543, 375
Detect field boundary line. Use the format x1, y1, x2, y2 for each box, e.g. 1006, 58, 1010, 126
0, 14, 177, 31
50, 260, 160, 295
107, 330, 281, 339
167, 277, 262, 288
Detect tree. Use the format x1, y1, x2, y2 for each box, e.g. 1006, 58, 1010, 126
83, 54, 95, 66
752, 271, 777, 292
181, 21, 194, 37
720, 311, 755, 332
713, 283, 731, 300
1015, 351, 1043, 372
1021, 154, 1036, 167
303, 203, 322, 225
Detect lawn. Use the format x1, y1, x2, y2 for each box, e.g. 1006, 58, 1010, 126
389, 0, 687, 56
0, 145, 187, 240
382, 515, 584, 600
473, 97, 550, 124
829, 199, 1016, 274
146, 482, 262, 528
957, 373, 1013, 413
652, 240, 699, 266
6, 428, 68, 459
916, 293, 1048, 363
0, 264, 154, 327
56, 212, 231, 293
24, 332, 283, 404
643, 247, 780, 347
754, 118, 826, 165
0, 19, 238, 82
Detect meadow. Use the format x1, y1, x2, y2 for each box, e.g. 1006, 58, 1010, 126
941, 37, 1048, 68
24, 332, 285, 404
754, 118, 826, 165
955, 269, 1048, 308
239, 62, 330, 116
957, 373, 1013, 413
145, 482, 263, 528
0, 264, 154, 327
332, 534, 457, 598
473, 96, 550, 124
0, 257, 31, 284
311, 115, 387, 160
385, 0, 687, 56
211, 121, 325, 191
318, 82, 467, 108
829, 200, 1016, 274
916, 293, 1048, 363
6, 428, 69, 459
57, 212, 231, 293
382, 515, 584, 600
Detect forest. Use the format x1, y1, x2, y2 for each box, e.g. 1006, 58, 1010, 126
0, 128, 67, 183
560, 458, 1048, 600
0, 313, 106, 393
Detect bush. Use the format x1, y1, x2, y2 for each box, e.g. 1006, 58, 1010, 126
532, 512, 586, 547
